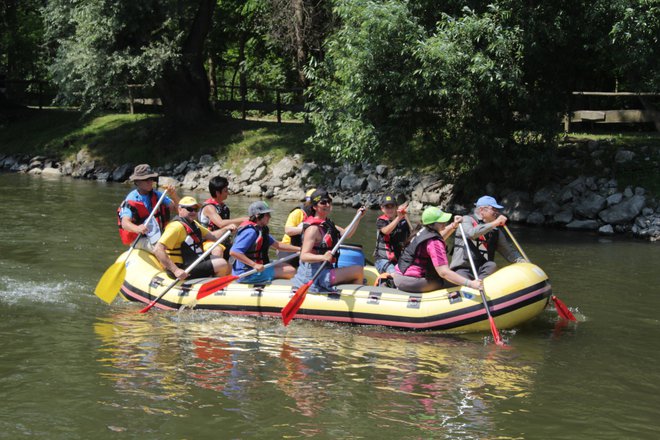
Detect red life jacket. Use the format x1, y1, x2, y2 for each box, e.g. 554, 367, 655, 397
235, 220, 270, 265
200, 198, 230, 231
374, 214, 409, 263
116, 191, 169, 245
303, 217, 340, 256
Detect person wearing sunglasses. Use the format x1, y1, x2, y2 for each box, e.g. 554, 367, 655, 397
291, 188, 366, 293
154, 196, 233, 280
450, 195, 525, 280
374, 193, 411, 274
117, 163, 180, 250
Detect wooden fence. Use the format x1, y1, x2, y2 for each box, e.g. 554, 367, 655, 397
565, 91, 660, 132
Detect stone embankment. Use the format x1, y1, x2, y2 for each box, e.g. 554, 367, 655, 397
1, 142, 658, 242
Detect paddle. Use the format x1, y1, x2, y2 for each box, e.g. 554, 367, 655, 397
94, 189, 169, 304
196, 252, 300, 300
502, 224, 577, 322
139, 230, 231, 313
459, 223, 505, 346
281, 208, 364, 326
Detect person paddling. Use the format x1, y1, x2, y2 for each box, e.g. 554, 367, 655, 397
230, 201, 300, 284
393, 206, 482, 293
117, 164, 180, 251
154, 196, 233, 280
450, 195, 525, 280
373, 193, 411, 274
291, 188, 366, 293
199, 176, 249, 258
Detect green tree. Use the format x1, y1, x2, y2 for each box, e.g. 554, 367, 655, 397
43, 0, 216, 125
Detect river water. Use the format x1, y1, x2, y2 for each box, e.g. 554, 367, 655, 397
1, 172, 659, 439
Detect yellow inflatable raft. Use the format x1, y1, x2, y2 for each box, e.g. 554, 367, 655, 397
119, 250, 552, 332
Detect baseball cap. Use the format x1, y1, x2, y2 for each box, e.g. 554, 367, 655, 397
248, 201, 273, 216
129, 164, 158, 181
421, 206, 452, 225
475, 195, 504, 209
380, 193, 396, 206
301, 188, 317, 202
310, 188, 332, 204
179, 196, 199, 208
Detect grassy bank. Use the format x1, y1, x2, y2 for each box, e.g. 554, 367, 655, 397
1, 108, 658, 197
0, 108, 315, 173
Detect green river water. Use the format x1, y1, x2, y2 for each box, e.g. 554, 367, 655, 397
1, 172, 659, 439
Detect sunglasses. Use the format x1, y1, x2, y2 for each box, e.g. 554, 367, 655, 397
181, 206, 199, 212
317, 199, 332, 206
382, 204, 396, 209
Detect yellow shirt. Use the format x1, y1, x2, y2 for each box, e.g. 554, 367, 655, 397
281, 208, 305, 244
158, 220, 211, 264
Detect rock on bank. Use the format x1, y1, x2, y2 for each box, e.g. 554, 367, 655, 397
1, 148, 658, 242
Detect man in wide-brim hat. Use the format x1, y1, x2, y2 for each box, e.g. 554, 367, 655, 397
117, 164, 180, 250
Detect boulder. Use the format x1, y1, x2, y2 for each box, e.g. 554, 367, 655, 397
574, 193, 606, 219
112, 163, 133, 182
271, 156, 299, 180
598, 224, 614, 235
598, 195, 646, 225
526, 211, 546, 225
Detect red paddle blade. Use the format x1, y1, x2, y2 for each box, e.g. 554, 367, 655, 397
139, 300, 157, 314
552, 295, 577, 321
281, 282, 312, 326
196, 275, 238, 300
488, 316, 505, 346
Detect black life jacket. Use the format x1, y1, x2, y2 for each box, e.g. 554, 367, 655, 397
235, 220, 270, 265
397, 227, 444, 279
454, 214, 498, 266
288, 205, 312, 247
200, 198, 230, 231
302, 217, 340, 258
374, 214, 410, 263
171, 217, 205, 267
116, 190, 169, 245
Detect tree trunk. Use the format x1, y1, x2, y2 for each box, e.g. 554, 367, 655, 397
292, 0, 308, 88
155, 0, 215, 126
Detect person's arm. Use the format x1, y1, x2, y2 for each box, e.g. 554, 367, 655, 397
284, 209, 305, 237
379, 213, 406, 236
202, 204, 247, 229
466, 214, 508, 239
154, 242, 187, 280
161, 185, 180, 213
300, 226, 332, 264
229, 229, 264, 272
204, 223, 236, 242
121, 215, 148, 235
496, 230, 525, 263
273, 241, 301, 252
441, 215, 463, 240
436, 265, 482, 290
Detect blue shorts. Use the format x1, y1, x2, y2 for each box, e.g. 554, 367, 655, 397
375, 259, 396, 274
238, 266, 275, 285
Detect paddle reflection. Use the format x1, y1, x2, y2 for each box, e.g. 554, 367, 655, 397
94, 310, 545, 437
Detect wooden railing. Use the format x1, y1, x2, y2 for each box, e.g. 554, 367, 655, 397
565, 91, 660, 132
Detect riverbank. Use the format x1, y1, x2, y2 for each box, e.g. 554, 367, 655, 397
1, 109, 659, 241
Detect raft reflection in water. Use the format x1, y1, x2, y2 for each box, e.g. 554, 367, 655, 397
93, 311, 544, 436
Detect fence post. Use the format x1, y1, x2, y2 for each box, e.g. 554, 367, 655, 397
128, 86, 134, 114
277, 89, 282, 123
38, 80, 43, 110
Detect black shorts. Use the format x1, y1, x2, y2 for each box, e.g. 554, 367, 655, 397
168, 259, 216, 279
